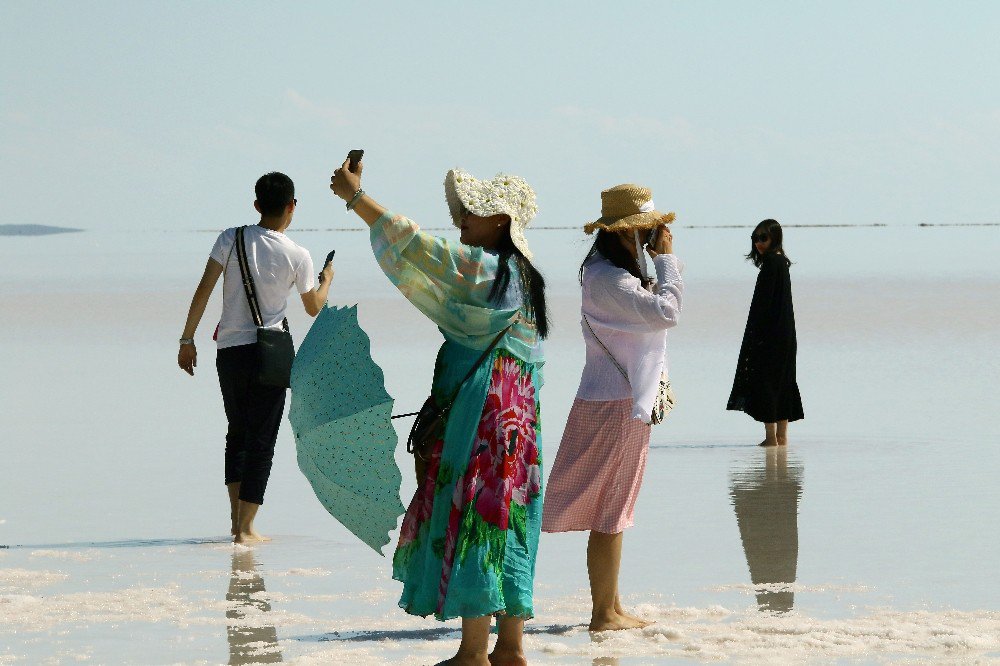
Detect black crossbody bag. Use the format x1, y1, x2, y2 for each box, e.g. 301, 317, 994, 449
235, 226, 295, 388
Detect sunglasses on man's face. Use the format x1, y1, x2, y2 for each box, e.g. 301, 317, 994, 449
752, 233, 769, 243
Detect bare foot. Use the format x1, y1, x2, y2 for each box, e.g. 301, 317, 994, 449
777, 437, 788, 446
614, 600, 653, 628
489, 646, 528, 666
234, 530, 271, 544
758, 439, 778, 447
434, 655, 490, 666
589, 611, 647, 632
617, 610, 652, 628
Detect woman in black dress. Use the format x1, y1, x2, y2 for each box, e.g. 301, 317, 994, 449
727, 219, 804, 446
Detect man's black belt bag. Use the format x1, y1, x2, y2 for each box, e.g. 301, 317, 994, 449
235, 226, 295, 388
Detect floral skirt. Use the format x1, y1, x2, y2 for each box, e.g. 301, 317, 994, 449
392, 345, 543, 621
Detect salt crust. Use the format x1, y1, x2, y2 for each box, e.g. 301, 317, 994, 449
29, 550, 94, 563
0, 568, 69, 591
2, 577, 998, 662
0, 585, 315, 632
287, 604, 1000, 663
709, 582, 873, 594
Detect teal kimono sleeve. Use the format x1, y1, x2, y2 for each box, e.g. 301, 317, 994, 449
370, 211, 519, 342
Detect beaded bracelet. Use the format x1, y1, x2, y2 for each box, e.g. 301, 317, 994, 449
345, 188, 365, 211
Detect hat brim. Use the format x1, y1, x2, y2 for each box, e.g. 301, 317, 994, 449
444, 168, 535, 260
584, 210, 675, 235
444, 169, 467, 226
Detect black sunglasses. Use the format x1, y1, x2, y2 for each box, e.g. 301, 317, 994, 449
752, 233, 769, 243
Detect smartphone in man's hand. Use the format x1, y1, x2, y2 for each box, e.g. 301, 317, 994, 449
319, 250, 336, 283
347, 149, 364, 172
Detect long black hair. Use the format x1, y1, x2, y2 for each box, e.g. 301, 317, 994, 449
746, 218, 791, 268
488, 226, 549, 339
578, 229, 651, 287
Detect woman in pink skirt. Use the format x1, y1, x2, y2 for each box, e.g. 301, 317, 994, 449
542, 184, 683, 631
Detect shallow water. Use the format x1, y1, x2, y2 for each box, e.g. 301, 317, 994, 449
2, 225, 999, 663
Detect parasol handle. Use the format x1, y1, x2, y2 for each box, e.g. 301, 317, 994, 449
391, 411, 420, 420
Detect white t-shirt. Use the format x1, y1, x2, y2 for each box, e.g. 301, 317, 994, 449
209, 225, 315, 349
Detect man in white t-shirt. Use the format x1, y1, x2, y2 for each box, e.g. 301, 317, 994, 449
177, 172, 333, 544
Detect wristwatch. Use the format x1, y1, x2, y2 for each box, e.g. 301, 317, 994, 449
179, 337, 195, 345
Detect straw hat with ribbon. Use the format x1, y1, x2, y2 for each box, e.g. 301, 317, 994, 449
584, 184, 675, 235
445, 168, 538, 260
584, 183, 676, 285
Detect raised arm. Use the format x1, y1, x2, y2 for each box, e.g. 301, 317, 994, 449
178, 258, 224, 376
327, 156, 515, 340
300, 260, 334, 316
329, 157, 385, 227
591, 254, 684, 332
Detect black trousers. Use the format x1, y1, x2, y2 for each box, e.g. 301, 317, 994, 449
217, 344, 286, 505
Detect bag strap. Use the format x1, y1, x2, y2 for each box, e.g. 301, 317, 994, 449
583, 314, 630, 384
391, 319, 516, 420
235, 226, 264, 328
446, 323, 512, 406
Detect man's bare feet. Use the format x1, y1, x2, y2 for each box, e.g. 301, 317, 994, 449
758, 439, 778, 447
233, 530, 271, 544
776, 437, 788, 446
590, 611, 648, 632
488, 646, 528, 666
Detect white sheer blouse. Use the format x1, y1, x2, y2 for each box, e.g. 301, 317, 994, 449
575, 253, 684, 422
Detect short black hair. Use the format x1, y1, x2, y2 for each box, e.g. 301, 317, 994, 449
255, 172, 295, 217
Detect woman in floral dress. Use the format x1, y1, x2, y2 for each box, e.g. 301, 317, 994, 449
331, 158, 548, 666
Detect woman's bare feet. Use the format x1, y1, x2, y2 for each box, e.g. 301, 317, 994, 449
488, 646, 528, 666
590, 610, 648, 632
614, 599, 652, 628
435, 653, 490, 666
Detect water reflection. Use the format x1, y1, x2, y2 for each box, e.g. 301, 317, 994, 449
226, 549, 283, 664
730, 447, 803, 613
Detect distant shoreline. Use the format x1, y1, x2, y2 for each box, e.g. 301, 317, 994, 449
193, 222, 1000, 233
0, 224, 83, 236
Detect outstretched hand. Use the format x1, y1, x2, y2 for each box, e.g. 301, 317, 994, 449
330, 157, 363, 201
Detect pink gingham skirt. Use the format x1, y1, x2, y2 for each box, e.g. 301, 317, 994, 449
542, 398, 652, 534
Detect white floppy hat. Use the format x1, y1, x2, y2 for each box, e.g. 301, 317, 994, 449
444, 168, 538, 260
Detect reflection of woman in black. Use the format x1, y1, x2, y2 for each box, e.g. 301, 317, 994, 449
727, 219, 804, 446
730, 447, 803, 613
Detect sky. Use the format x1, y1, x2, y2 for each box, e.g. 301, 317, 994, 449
2, 1, 999, 233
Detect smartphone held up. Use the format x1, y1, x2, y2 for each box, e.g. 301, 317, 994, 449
319, 250, 336, 284
347, 149, 364, 172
